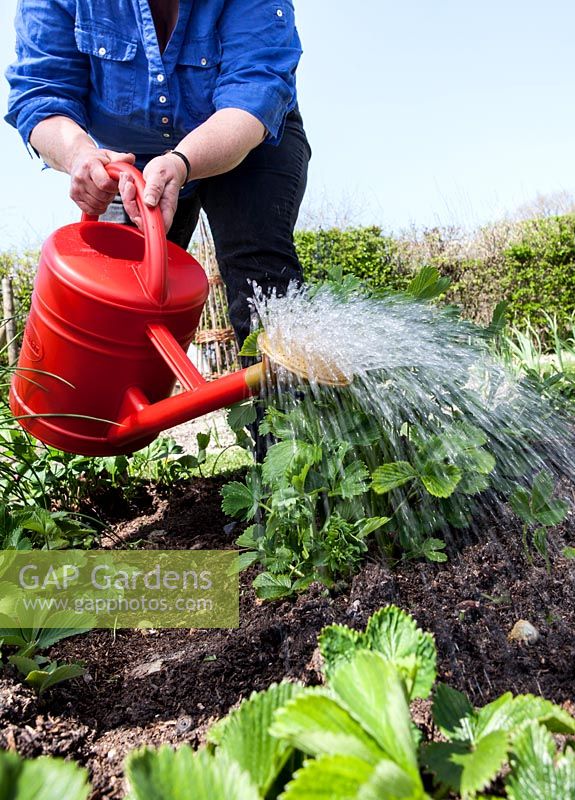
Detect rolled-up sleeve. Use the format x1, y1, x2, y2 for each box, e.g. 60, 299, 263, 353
213, 0, 302, 144
4, 0, 90, 150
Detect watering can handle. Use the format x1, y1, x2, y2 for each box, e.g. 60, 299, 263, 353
80, 161, 168, 306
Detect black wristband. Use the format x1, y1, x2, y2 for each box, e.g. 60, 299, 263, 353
163, 149, 191, 186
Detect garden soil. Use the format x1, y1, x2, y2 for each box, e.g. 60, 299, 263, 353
1, 474, 574, 799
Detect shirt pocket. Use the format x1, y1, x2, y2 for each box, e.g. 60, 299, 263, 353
177, 37, 222, 121
74, 25, 138, 116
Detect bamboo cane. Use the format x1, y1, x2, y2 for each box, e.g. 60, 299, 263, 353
2, 277, 18, 366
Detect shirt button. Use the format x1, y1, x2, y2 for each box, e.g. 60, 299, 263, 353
200, 57, 207, 66
98, 46, 107, 55
161, 116, 169, 124
157, 73, 165, 82
159, 95, 167, 103
276, 8, 283, 16
163, 133, 171, 138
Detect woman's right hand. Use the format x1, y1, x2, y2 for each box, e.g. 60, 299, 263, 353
29, 117, 136, 216
69, 147, 136, 216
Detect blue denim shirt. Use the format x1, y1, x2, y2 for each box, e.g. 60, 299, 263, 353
5, 0, 302, 166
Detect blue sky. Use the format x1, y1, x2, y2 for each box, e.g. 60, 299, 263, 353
1, 0, 575, 249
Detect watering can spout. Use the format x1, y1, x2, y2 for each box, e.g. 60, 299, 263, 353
103, 322, 352, 450
107, 322, 266, 449
108, 362, 265, 449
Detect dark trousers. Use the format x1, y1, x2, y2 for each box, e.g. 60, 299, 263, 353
104, 108, 311, 349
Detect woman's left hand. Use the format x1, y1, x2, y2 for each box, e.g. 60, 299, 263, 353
119, 153, 188, 232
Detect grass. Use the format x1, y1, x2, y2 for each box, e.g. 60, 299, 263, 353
194, 445, 253, 478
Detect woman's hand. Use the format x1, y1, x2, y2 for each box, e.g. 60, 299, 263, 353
69, 147, 135, 216
29, 116, 136, 217
120, 153, 187, 232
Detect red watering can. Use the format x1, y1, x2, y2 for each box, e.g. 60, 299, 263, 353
10, 163, 348, 456
9, 162, 266, 455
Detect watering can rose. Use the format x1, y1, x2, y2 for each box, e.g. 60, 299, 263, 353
0, 551, 238, 629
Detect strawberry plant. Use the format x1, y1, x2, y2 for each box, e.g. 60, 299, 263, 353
224, 268, 573, 598
508, 469, 569, 570
0, 751, 90, 800
423, 683, 575, 797
318, 605, 436, 695
222, 401, 390, 598
3, 605, 575, 797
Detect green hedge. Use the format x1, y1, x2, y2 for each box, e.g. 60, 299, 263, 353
500, 215, 575, 329
295, 218, 575, 333
294, 226, 409, 291
5, 216, 575, 339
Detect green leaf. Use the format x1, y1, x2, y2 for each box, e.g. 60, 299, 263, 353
196, 431, 211, 451
371, 462, 417, 494
336, 462, 370, 499
531, 470, 554, 505
208, 682, 302, 794
8, 654, 39, 677
432, 683, 474, 739
0, 616, 90, 651
509, 486, 533, 523
26, 662, 85, 696
227, 402, 257, 432
330, 652, 418, 776
511, 473, 568, 528
485, 300, 508, 338
228, 552, 259, 574
258, 406, 298, 439
419, 462, 462, 498
238, 329, 262, 358
423, 740, 469, 791
12, 506, 59, 538
221, 474, 261, 521
506, 722, 575, 799
235, 524, 264, 549
424, 731, 509, 797
34, 621, 91, 649
458, 472, 490, 496
126, 746, 260, 800
0, 750, 91, 800
266, 547, 295, 575
530, 471, 568, 526
463, 447, 496, 476
270, 688, 386, 766
280, 754, 374, 800
406, 266, 450, 300
357, 758, 429, 799
0, 621, 28, 647
421, 538, 448, 563
208, 682, 300, 746
356, 517, 391, 538
253, 572, 293, 600
318, 623, 362, 679
533, 498, 569, 527
456, 730, 509, 797
476, 693, 575, 739
262, 440, 322, 485
363, 605, 437, 700
319, 607, 436, 700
